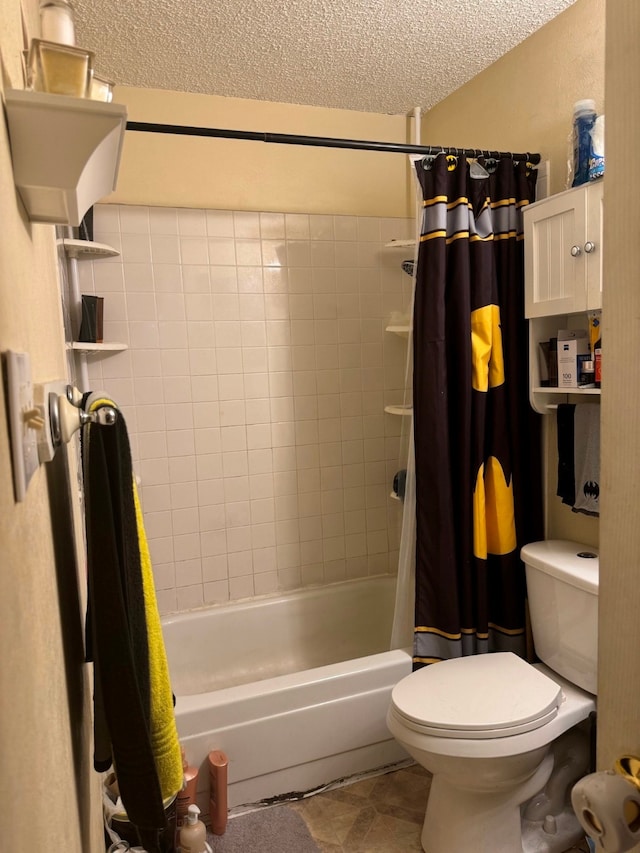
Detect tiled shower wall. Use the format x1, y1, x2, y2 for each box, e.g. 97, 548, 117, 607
79, 204, 413, 614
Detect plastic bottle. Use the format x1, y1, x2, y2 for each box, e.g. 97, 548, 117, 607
572, 99, 597, 187
39, 0, 76, 45
179, 804, 207, 853
208, 749, 229, 835
594, 335, 602, 388
175, 747, 199, 832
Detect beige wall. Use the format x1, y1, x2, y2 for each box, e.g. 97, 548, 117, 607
598, 0, 640, 786
0, 1, 103, 850
111, 86, 414, 217
423, 0, 605, 551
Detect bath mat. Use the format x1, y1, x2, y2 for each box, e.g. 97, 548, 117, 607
207, 805, 320, 852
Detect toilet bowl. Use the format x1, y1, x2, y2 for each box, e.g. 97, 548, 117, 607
387, 541, 599, 853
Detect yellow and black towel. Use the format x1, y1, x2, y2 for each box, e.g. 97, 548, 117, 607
82, 395, 183, 853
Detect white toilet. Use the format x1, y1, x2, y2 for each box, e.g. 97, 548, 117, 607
387, 540, 598, 853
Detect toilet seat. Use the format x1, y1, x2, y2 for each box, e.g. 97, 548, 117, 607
391, 652, 563, 739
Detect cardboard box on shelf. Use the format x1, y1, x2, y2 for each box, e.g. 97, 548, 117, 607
557, 329, 590, 388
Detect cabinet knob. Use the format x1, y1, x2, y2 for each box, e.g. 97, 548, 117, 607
570, 245, 582, 257
584, 241, 596, 254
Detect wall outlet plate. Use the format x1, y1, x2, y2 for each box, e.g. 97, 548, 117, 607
3, 350, 40, 502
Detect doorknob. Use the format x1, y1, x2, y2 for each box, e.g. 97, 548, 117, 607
571, 245, 582, 257
584, 241, 596, 253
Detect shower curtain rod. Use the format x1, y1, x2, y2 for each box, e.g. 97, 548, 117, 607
125, 121, 541, 164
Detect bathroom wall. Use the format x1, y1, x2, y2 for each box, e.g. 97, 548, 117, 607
423, 0, 605, 549
80, 203, 413, 613
0, 0, 103, 850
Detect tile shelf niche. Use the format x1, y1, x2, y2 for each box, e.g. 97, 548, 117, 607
4, 88, 127, 226
384, 404, 413, 416
68, 342, 128, 353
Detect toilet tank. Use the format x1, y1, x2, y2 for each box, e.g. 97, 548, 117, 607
521, 540, 598, 695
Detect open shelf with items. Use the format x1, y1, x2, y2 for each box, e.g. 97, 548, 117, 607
528, 313, 600, 414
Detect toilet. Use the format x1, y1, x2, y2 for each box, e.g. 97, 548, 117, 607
387, 540, 598, 853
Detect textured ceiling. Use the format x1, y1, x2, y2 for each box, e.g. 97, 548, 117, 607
74, 0, 576, 115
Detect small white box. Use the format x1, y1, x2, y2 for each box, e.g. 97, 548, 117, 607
557, 329, 590, 388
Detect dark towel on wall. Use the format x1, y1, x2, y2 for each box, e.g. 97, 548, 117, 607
82, 412, 167, 852
556, 403, 600, 516
556, 403, 576, 506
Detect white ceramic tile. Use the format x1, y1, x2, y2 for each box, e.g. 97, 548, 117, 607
172, 507, 199, 536
209, 266, 237, 293
264, 294, 289, 321
239, 294, 265, 321
180, 236, 209, 265
203, 580, 229, 605
247, 423, 272, 450
176, 584, 204, 610
153, 264, 186, 293
182, 264, 211, 293
209, 238, 236, 266
138, 431, 168, 461
233, 211, 260, 239
286, 241, 311, 267
178, 209, 207, 236
288, 267, 312, 294
149, 207, 179, 234
156, 293, 185, 322
133, 376, 164, 406
188, 322, 216, 349
249, 473, 274, 500
213, 293, 240, 320
309, 214, 334, 240
201, 530, 228, 557
228, 549, 252, 576
265, 320, 291, 346
240, 321, 267, 348
197, 479, 225, 506
191, 375, 218, 402
225, 502, 251, 529
206, 210, 234, 237
199, 505, 226, 533
334, 216, 358, 241
94, 262, 125, 292
192, 401, 220, 429
185, 293, 213, 322
285, 213, 310, 240
121, 233, 152, 264
196, 452, 222, 479
244, 373, 269, 399
235, 239, 262, 266
217, 374, 245, 401
253, 572, 278, 595
163, 376, 193, 406
94, 203, 120, 232
169, 456, 197, 483
221, 425, 247, 452
271, 422, 296, 449
153, 562, 176, 590
151, 234, 181, 265
311, 242, 335, 268
188, 349, 216, 376
202, 553, 228, 582
237, 266, 263, 293
229, 576, 254, 599
158, 322, 188, 349
219, 400, 246, 427
262, 266, 290, 294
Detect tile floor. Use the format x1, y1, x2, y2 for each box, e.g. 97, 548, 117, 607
290, 764, 592, 852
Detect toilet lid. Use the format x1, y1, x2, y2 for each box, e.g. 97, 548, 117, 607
391, 652, 562, 739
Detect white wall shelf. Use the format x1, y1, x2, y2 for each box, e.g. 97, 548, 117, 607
385, 324, 410, 338
4, 89, 127, 226
68, 342, 128, 353
384, 239, 415, 249
384, 404, 413, 416
60, 238, 120, 259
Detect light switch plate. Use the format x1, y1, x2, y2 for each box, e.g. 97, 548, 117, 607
4, 350, 40, 501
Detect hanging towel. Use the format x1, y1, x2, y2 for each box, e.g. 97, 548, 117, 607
82, 394, 183, 853
556, 403, 576, 507
572, 403, 600, 516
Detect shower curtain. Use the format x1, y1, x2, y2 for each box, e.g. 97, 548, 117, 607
412, 153, 542, 667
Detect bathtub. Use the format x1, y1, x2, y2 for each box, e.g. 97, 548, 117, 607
161, 575, 412, 811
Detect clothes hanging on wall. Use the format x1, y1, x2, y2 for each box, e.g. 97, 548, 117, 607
556, 403, 600, 516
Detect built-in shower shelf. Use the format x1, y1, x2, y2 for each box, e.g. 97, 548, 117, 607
385, 325, 410, 338
384, 404, 413, 417
390, 491, 401, 502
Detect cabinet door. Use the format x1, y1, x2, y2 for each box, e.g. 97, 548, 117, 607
524, 188, 588, 318
585, 180, 604, 310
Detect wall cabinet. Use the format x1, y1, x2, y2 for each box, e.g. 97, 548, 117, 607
524, 181, 603, 319
524, 181, 603, 414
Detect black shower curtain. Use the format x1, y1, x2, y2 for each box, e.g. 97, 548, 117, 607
412, 154, 542, 667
